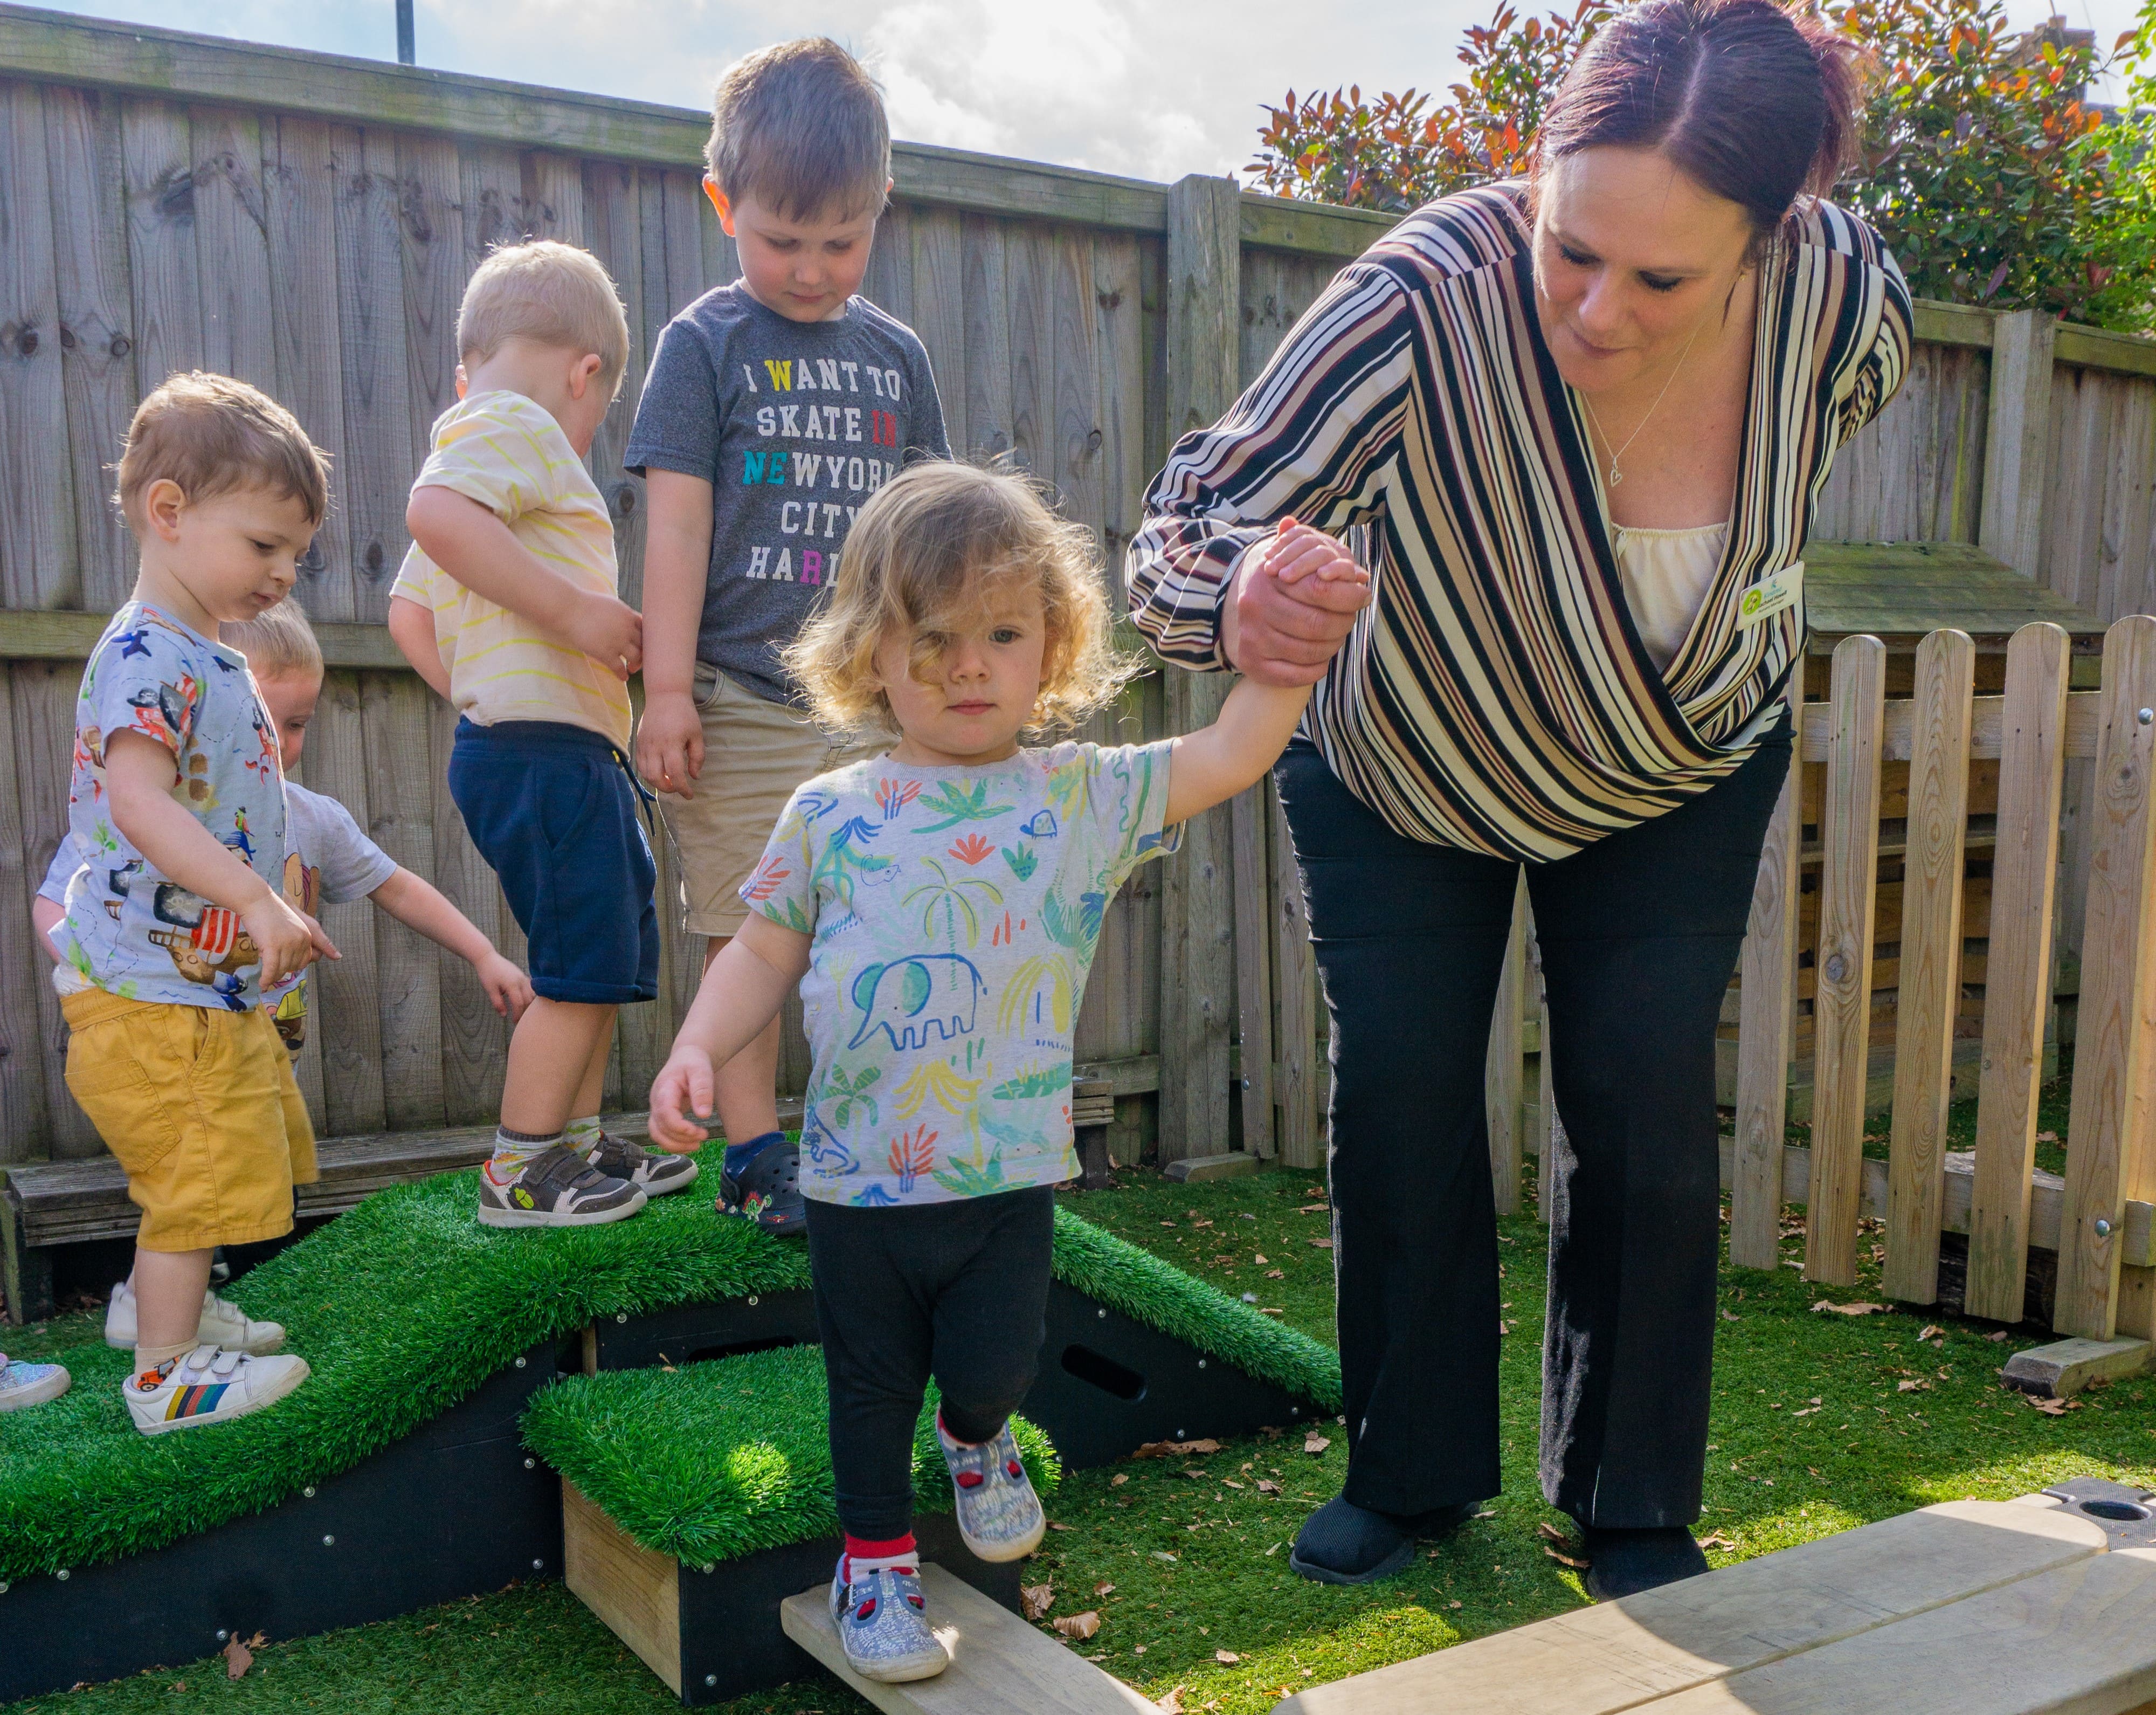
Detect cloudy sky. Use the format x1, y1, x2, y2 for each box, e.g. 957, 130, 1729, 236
40, 0, 2142, 184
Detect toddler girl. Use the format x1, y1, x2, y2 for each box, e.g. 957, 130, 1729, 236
647, 462, 1361, 1682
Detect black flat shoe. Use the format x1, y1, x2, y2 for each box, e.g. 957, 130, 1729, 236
1579, 1525, 1710, 1601
1288, 1496, 1482, 1585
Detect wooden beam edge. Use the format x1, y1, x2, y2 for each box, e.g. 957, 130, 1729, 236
1801, 690, 2104, 763
0, 605, 410, 670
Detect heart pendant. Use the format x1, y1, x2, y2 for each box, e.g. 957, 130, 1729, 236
1608, 466, 1624, 486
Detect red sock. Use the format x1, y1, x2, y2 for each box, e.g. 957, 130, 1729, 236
843, 1532, 916, 1580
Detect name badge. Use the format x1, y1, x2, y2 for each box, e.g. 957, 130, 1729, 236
1738, 561, 1803, 629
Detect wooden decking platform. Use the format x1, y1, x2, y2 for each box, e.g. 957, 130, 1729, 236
1276, 1492, 2156, 1715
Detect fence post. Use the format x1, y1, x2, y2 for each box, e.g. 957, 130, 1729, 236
1485, 874, 1527, 1217
1884, 629, 1975, 1306
2056, 615, 2156, 1339
1731, 684, 1803, 1271
1231, 782, 1277, 1160
1967, 623, 2071, 1323
1156, 173, 1242, 1166
1978, 308, 2055, 580
1806, 636, 1886, 1286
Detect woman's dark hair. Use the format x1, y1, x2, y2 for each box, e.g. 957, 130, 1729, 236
1535, 0, 1863, 249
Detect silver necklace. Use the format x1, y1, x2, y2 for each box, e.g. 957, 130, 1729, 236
1580, 318, 1704, 488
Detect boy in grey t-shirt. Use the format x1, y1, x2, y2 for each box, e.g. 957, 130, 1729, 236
628, 37, 948, 1236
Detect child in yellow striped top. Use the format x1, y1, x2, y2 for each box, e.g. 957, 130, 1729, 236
390, 240, 696, 1227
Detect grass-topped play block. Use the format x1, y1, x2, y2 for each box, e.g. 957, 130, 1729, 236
529, 1345, 1059, 1703
0, 1154, 1340, 1704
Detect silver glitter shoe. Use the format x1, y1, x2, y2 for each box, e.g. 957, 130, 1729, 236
828, 1554, 950, 1683
938, 1420, 1046, 1562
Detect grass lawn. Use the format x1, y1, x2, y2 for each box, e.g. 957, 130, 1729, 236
6, 1137, 2151, 1714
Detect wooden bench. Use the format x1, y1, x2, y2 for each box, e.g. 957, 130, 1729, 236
0, 1106, 710, 1324
1277, 1486, 2156, 1715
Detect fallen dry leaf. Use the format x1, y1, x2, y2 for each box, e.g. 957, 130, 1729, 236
1021, 1583, 1054, 1620
1111, 1472, 1128, 1486
223, 1637, 253, 1681
2025, 1394, 2080, 1416
1304, 1431, 1331, 1455
1053, 1610, 1101, 1640
1192, 1219, 1214, 1229
1048, 1521, 1072, 1531
1498, 1319, 1510, 1337
1897, 1379, 1931, 1393
1156, 1687, 1182, 1713
1721, 1310, 1740, 1321
1297, 1203, 1328, 1214
1252, 1254, 1269, 1265
1918, 1325, 1943, 1342
1221, 1478, 1246, 1489
1697, 1531, 1737, 1551
1133, 1438, 1222, 1458
1181, 1467, 1210, 1480
1264, 1269, 1284, 1279
1257, 1479, 1281, 1494
1536, 1522, 1569, 1545
1543, 1543, 1590, 1570
1095, 1581, 1116, 1597
1215, 1649, 1240, 1664
1988, 1330, 2010, 1344
1811, 1300, 1885, 1317
2036, 1130, 2058, 1143
1309, 1237, 1334, 1250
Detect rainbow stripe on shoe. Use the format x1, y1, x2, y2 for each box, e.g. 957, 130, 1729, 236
162, 1379, 233, 1421
125, 1345, 309, 1436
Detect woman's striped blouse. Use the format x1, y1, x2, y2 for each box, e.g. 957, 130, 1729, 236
1124, 184, 1912, 862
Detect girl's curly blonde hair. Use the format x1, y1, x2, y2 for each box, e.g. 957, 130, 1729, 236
783, 460, 1138, 739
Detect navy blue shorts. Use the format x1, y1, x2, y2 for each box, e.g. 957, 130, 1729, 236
447, 719, 658, 1006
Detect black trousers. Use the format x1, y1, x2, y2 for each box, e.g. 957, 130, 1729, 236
1275, 725, 1790, 1527
805, 1186, 1056, 1540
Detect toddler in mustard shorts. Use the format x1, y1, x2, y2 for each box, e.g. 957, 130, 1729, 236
51, 373, 336, 1435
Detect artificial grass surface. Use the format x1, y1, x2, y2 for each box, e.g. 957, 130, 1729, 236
524, 1343, 1060, 1568
8, 1142, 2152, 1715
0, 1166, 1333, 1583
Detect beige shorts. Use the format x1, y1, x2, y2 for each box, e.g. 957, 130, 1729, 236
655, 664, 884, 937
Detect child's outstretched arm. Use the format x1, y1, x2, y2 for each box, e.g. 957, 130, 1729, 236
388, 595, 452, 700
1162, 520, 1369, 827
406, 486, 643, 679
367, 867, 534, 1022
647, 913, 810, 1153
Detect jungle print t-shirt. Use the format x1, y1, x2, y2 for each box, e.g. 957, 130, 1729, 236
743, 741, 1179, 1206
59, 603, 288, 1010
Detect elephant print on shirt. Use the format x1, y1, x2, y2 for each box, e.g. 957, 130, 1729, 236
847, 953, 986, 1052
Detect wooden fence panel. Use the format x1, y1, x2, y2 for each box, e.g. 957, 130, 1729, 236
1812, 340, 1988, 545
305, 668, 389, 1136
1966, 623, 2070, 1321
330, 124, 414, 626
0, 80, 77, 612
1485, 874, 1527, 1217
360, 672, 446, 1132
1270, 776, 1323, 1170
120, 98, 205, 397
188, 104, 275, 394
0, 667, 51, 1162
2056, 615, 2156, 1338
1806, 635, 1887, 1285
1883, 629, 1975, 1304
2042, 365, 2156, 625
1731, 687, 1803, 1270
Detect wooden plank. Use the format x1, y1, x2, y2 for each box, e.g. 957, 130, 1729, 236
0, 606, 407, 666
861, 195, 911, 326
1092, 230, 1146, 597
1641, 1548, 2156, 1715
1806, 636, 1887, 1286
1885, 630, 1975, 1304
563, 1480, 682, 1697
1967, 623, 2071, 1322
1534, 935, 1554, 1223
185, 103, 274, 391
1913, 301, 1996, 349
0, 668, 52, 1162
120, 96, 203, 391
2057, 323, 2156, 381
523, 149, 586, 246
0, 79, 78, 611
1270, 776, 1322, 1170
580, 156, 646, 609
1229, 781, 1277, 1161
1276, 1500, 2108, 1715
782, 1562, 1157, 1715
909, 206, 966, 456
1980, 307, 2056, 580
359, 673, 445, 1131
306, 668, 388, 1135
1156, 175, 1242, 1168
2057, 616, 2156, 1338
330, 123, 414, 625
958, 215, 1012, 460
396, 130, 465, 473
43, 84, 136, 611
1799, 690, 2104, 763
1053, 230, 1105, 550
1731, 687, 1802, 1271
1485, 873, 1526, 1217
264, 114, 353, 622
457, 139, 527, 266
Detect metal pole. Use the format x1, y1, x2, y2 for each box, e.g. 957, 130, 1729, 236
395, 0, 415, 65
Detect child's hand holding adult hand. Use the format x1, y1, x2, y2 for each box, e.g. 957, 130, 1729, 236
647, 1048, 717, 1154
244, 890, 338, 991
478, 952, 535, 1023
567, 591, 645, 680
636, 690, 706, 798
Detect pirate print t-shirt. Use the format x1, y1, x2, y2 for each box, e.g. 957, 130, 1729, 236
261, 782, 399, 1050
625, 283, 950, 705
59, 603, 288, 1010
743, 741, 1179, 1207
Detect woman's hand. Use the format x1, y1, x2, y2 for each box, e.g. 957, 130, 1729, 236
1220, 515, 1372, 686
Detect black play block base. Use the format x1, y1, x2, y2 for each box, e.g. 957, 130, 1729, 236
0, 1342, 565, 1706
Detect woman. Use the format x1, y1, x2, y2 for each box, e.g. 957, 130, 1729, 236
1127, 0, 1909, 1599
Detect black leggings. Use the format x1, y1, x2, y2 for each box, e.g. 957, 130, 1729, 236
1275, 726, 1790, 1527
805, 1186, 1056, 1540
